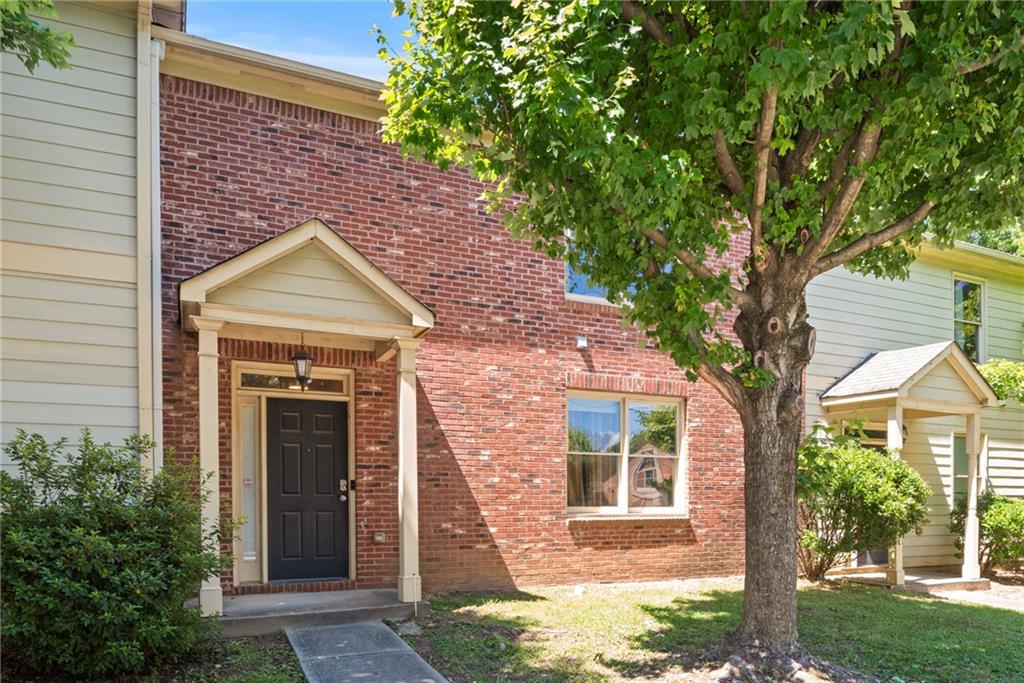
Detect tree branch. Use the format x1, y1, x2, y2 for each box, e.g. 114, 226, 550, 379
621, 1, 674, 46
782, 126, 821, 186
812, 200, 936, 276
697, 361, 744, 410
671, 11, 698, 41
816, 123, 881, 243
959, 35, 1024, 75
642, 229, 750, 307
749, 84, 779, 267
800, 122, 882, 275
817, 126, 858, 199
714, 131, 746, 196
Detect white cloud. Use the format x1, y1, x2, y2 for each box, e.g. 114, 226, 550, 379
190, 28, 389, 80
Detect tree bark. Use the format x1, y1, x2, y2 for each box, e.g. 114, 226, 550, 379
731, 272, 813, 649
737, 390, 803, 647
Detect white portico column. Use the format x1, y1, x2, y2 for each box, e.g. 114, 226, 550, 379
886, 405, 906, 586
962, 412, 982, 580
194, 317, 224, 615
395, 338, 422, 602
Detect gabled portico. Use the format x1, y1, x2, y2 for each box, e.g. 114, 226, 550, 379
820, 341, 999, 586
178, 218, 434, 614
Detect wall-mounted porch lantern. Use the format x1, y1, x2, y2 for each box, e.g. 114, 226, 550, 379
291, 335, 314, 391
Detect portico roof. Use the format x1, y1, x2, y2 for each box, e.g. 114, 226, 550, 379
179, 218, 434, 349
821, 341, 998, 419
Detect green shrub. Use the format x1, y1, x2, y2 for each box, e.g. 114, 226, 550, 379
0, 430, 225, 677
797, 434, 931, 581
977, 358, 1024, 404
950, 490, 1024, 575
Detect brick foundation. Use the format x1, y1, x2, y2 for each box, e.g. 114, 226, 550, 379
160, 74, 747, 595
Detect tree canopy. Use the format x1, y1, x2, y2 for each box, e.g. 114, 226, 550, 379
382, 0, 1024, 650
1, 0, 73, 73
382, 0, 1024, 399
967, 219, 1024, 256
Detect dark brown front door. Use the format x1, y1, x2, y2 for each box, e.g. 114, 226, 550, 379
267, 398, 348, 581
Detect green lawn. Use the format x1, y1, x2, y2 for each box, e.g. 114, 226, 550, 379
157, 634, 305, 683
6, 634, 305, 683
400, 579, 1024, 683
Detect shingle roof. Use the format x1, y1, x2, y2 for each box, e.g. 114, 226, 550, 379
821, 341, 954, 399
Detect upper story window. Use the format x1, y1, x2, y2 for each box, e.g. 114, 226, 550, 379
953, 278, 984, 362
566, 263, 611, 301
566, 394, 684, 514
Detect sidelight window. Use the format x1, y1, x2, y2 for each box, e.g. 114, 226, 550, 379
567, 394, 684, 514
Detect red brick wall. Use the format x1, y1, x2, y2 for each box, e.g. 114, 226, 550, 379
160, 75, 747, 593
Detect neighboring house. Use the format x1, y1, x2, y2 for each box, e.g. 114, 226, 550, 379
806, 243, 1024, 582
0, 1, 182, 470
1, 1, 1018, 617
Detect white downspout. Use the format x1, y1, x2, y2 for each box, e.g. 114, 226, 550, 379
151, 38, 165, 468
136, 1, 156, 471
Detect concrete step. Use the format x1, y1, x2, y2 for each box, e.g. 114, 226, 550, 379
903, 577, 991, 594
219, 588, 416, 637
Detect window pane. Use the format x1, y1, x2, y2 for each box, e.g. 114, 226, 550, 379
240, 403, 259, 561
954, 280, 982, 323
628, 403, 677, 456
954, 322, 980, 362
568, 398, 621, 453
628, 456, 674, 507
567, 454, 618, 506
240, 373, 345, 393
566, 263, 609, 299
953, 435, 967, 500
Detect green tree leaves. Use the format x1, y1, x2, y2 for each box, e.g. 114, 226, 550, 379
1, 0, 73, 73
381, 1, 1023, 386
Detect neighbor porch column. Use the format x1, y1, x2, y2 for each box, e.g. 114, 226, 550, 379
962, 412, 982, 580
194, 317, 224, 615
886, 404, 905, 586
395, 338, 422, 602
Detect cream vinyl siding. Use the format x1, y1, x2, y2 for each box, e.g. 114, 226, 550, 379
0, 1, 139, 463
207, 244, 410, 325
807, 252, 1024, 568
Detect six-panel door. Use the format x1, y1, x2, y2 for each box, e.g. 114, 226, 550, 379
266, 398, 348, 581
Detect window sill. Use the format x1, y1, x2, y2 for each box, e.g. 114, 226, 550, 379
565, 292, 621, 308
566, 513, 689, 523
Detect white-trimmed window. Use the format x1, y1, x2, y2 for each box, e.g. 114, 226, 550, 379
566, 394, 685, 514
952, 433, 988, 500
953, 277, 984, 362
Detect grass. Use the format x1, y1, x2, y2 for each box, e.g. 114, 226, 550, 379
5, 634, 305, 683
154, 634, 305, 683
400, 578, 1024, 683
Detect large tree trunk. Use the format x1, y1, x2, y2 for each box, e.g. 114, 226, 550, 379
736, 388, 804, 647
729, 273, 815, 650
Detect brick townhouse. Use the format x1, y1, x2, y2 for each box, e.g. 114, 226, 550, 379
3, 2, 1017, 619
155, 32, 746, 612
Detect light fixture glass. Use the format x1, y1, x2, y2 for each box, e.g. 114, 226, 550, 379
291, 334, 313, 391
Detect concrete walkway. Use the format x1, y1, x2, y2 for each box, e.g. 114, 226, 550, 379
286, 621, 447, 683
940, 577, 1024, 613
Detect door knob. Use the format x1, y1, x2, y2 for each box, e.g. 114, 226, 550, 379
339, 494, 347, 502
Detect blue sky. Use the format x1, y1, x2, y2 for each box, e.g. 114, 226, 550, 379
187, 1, 410, 81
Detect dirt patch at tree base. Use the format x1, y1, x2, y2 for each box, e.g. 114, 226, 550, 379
690, 642, 876, 683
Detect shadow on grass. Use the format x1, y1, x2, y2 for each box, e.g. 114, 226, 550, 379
407, 591, 595, 683
599, 589, 742, 679
604, 583, 1024, 683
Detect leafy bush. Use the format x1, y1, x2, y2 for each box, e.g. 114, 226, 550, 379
797, 434, 931, 581
0, 430, 225, 677
950, 490, 1024, 575
977, 358, 1024, 404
